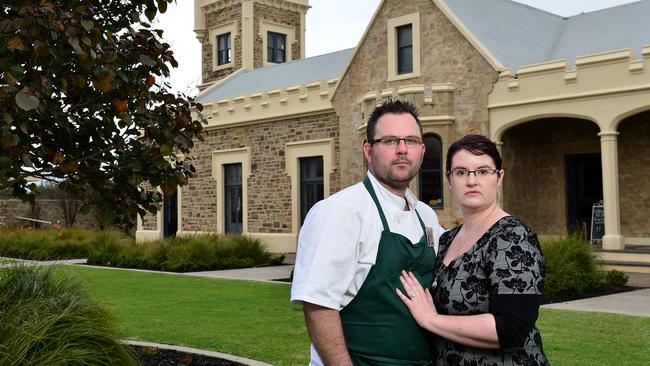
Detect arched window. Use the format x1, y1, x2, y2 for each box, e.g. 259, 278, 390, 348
419, 134, 443, 208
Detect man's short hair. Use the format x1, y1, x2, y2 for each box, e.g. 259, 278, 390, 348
366, 99, 422, 143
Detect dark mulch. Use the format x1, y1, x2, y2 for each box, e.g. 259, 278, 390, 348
129, 345, 246, 366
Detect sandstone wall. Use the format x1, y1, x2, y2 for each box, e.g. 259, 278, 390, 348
181, 112, 340, 234
618, 111, 650, 238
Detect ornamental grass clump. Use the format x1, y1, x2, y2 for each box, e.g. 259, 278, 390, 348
541, 233, 628, 301
0, 265, 137, 366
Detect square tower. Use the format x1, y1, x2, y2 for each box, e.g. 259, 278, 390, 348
194, 0, 310, 89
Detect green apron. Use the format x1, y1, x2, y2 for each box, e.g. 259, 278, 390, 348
340, 176, 436, 366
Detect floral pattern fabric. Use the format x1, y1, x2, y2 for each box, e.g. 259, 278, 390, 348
430, 216, 549, 366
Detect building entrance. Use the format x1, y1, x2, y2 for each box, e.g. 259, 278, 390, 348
565, 154, 602, 237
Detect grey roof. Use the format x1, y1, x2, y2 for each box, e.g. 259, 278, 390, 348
196, 48, 355, 104
444, 0, 650, 70
549, 1, 650, 62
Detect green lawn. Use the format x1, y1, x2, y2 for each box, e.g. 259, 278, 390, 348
65, 265, 650, 365
539, 309, 650, 365
66, 266, 308, 365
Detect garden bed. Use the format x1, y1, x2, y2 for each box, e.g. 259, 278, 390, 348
129, 345, 246, 366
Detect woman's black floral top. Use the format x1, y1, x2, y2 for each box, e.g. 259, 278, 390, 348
430, 216, 549, 365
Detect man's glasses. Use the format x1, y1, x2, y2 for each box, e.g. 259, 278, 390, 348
449, 168, 499, 178
370, 136, 423, 147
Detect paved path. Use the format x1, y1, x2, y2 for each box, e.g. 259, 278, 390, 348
186, 265, 293, 284
542, 288, 650, 317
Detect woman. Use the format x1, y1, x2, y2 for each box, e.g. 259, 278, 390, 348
396, 134, 548, 365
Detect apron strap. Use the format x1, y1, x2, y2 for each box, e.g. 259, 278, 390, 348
414, 209, 426, 232
363, 176, 390, 231
364, 175, 427, 235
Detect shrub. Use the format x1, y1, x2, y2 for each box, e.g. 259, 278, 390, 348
87, 233, 284, 272
0, 228, 130, 260
541, 233, 628, 301
0, 265, 137, 366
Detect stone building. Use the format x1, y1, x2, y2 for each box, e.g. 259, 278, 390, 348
137, 0, 650, 267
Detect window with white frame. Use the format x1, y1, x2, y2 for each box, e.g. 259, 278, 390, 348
209, 22, 236, 71
260, 20, 294, 66
217, 32, 232, 66
387, 13, 421, 81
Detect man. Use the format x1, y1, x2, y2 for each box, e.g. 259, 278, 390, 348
291, 100, 445, 365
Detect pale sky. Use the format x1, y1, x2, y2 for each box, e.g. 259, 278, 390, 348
155, 0, 641, 95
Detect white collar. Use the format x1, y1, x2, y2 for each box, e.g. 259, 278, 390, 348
366, 171, 418, 212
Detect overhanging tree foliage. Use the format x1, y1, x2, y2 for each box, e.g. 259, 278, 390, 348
0, 0, 206, 229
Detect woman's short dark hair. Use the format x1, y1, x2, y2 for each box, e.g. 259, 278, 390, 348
446, 134, 502, 173
366, 99, 421, 142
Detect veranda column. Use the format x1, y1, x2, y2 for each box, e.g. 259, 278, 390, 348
598, 131, 624, 249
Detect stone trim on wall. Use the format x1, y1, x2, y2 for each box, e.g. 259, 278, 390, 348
357, 83, 455, 126
285, 138, 335, 235
202, 78, 339, 128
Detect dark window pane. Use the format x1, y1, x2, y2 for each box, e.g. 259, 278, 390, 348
217, 32, 231, 65
300, 156, 324, 225
397, 24, 413, 74
163, 189, 177, 238
419, 134, 443, 208
224, 163, 242, 234
267, 31, 286, 63
398, 25, 412, 47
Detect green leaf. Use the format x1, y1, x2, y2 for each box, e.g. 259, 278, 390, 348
159, 143, 173, 156
139, 55, 156, 67
80, 203, 91, 215
15, 91, 39, 111
67, 37, 84, 54
98, 210, 117, 225
21, 155, 33, 168
81, 20, 94, 31
144, 4, 156, 21
157, 0, 168, 13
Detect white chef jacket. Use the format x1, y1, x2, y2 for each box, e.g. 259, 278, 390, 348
290, 172, 445, 366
